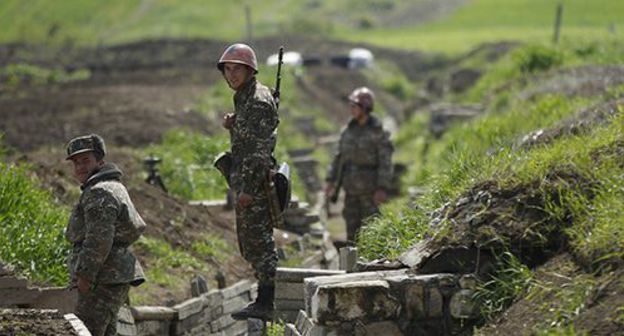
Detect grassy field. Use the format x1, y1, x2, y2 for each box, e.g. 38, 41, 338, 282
342, 0, 624, 53
2, 0, 622, 54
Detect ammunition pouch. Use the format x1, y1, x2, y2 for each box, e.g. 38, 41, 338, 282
273, 162, 291, 212
213, 151, 233, 186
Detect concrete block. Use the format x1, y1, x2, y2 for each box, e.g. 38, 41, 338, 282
203, 289, 224, 308
173, 296, 205, 320
276, 268, 346, 283
275, 309, 300, 323
339, 247, 357, 272
275, 298, 305, 311
175, 310, 210, 335
131, 306, 177, 321
222, 293, 251, 315
221, 280, 252, 300
210, 314, 235, 332
190, 274, 209, 297
459, 274, 478, 290
64, 313, 93, 336
311, 280, 400, 325
276, 282, 304, 300
295, 310, 309, 332
117, 306, 135, 324
0, 276, 28, 289
285, 323, 302, 336
116, 321, 137, 336
135, 320, 171, 335
428, 287, 443, 318
304, 269, 409, 314
450, 289, 477, 319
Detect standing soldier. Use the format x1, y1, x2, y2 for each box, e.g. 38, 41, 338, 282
217, 43, 279, 320
65, 134, 146, 336
325, 87, 394, 244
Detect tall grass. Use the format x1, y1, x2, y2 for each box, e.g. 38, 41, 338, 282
0, 162, 70, 285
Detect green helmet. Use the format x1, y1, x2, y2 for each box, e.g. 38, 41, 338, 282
65, 134, 106, 160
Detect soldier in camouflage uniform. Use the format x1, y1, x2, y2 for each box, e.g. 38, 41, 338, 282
217, 43, 279, 320
325, 87, 394, 244
65, 134, 146, 336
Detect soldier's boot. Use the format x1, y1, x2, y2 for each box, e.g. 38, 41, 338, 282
231, 284, 275, 321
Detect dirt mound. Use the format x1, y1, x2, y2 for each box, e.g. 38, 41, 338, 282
0, 309, 78, 336
478, 254, 624, 335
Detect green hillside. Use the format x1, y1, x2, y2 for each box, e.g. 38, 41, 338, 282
2, 0, 622, 53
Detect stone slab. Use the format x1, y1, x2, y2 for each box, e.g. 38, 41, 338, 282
276, 282, 304, 300
275, 298, 305, 311
31, 287, 77, 314
173, 296, 205, 320
311, 280, 400, 325
221, 280, 253, 300
222, 293, 251, 315
284, 323, 302, 336
303, 269, 409, 314
64, 313, 93, 336
135, 320, 171, 335
276, 268, 346, 283
0, 288, 41, 306
131, 306, 177, 321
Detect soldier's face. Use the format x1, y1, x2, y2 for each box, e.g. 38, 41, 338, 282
70, 152, 103, 184
349, 102, 365, 120
223, 63, 252, 91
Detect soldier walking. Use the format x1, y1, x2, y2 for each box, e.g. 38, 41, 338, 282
217, 43, 279, 320
325, 87, 394, 244
65, 134, 146, 336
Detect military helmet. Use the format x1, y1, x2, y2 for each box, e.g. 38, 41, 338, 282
348, 86, 375, 112
217, 43, 258, 74
65, 134, 106, 160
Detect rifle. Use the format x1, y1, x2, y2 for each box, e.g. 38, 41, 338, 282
273, 46, 284, 110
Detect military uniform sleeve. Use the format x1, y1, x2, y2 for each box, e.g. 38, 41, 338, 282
240, 100, 278, 195
75, 188, 120, 281
376, 130, 394, 190
326, 128, 346, 183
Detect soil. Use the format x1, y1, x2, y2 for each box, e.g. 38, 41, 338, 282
478, 254, 624, 335
0, 309, 78, 336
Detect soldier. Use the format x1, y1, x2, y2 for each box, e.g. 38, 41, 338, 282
65, 134, 146, 336
325, 87, 394, 244
217, 43, 279, 320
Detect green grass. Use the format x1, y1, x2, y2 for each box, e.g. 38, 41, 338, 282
144, 129, 229, 201
0, 63, 90, 87
341, 0, 624, 54
0, 162, 70, 285
2, 0, 621, 56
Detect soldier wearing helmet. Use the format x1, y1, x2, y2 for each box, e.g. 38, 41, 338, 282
64, 134, 146, 336
325, 87, 394, 244
217, 43, 279, 320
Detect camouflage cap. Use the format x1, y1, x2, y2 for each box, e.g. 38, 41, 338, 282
65, 134, 106, 160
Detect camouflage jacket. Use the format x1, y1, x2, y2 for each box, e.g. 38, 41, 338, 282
65, 163, 146, 286
327, 115, 394, 195
229, 78, 279, 195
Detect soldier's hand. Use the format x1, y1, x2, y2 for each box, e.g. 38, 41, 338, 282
77, 276, 91, 294
373, 189, 387, 206
324, 183, 335, 198
237, 192, 253, 209
222, 113, 236, 130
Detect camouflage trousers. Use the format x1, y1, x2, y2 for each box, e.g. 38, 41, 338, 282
235, 192, 278, 286
75, 283, 130, 336
343, 193, 379, 243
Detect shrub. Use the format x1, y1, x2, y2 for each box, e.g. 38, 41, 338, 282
513, 44, 563, 74
0, 163, 70, 285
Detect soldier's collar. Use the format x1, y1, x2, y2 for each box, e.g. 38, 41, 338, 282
234, 77, 257, 102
